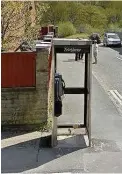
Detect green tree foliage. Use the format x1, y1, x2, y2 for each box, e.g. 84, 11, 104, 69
83, 5, 107, 28
1, 1, 48, 50
1, 1, 25, 48
58, 21, 76, 37
1, 1, 35, 50
1, 1, 122, 50
39, 1, 122, 34
39, 2, 68, 25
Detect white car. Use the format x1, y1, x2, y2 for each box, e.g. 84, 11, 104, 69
103, 33, 121, 47
43, 35, 53, 42
47, 32, 54, 36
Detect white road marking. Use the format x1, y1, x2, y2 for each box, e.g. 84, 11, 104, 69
109, 90, 122, 105
93, 71, 122, 116
108, 90, 122, 116
117, 56, 122, 61
114, 90, 122, 100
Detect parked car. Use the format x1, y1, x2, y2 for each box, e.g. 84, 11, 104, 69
43, 34, 53, 42
89, 33, 101, 44
103, 32, 121, 47
47, 32, 54, 36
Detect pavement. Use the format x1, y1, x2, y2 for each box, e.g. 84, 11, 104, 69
57, 53, 85, 125
1, 46, 122, 173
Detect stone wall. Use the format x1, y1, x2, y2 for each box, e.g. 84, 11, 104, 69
1, 49, 49, 130
47, 52, 54, 128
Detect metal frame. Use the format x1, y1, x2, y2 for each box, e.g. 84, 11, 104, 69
51, 38, 92, 147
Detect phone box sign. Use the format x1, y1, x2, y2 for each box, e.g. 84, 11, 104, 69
64, 47, 81, 53
55, 45, 90, 53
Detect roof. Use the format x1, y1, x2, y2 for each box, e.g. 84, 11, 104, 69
52, 38, 92, 46
44, 35, 53, 37
36, 43, 51, 49
106, 33, 117, 35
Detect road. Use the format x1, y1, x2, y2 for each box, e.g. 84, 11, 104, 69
92, 45, 122, 115
1, 45, 122, 173
93, 45, 122, 94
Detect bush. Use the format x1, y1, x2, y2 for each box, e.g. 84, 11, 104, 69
83, 24, 94, 34
107, 23, 122, 32
58, 21, 76, 37
66, 33, 89, 39
80, 24, 104, 37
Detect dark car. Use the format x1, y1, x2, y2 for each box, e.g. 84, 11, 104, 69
89, 33, 101, 44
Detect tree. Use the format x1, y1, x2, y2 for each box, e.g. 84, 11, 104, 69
1, 0, 122, 50
1, 1, 32, 50
39, 2, 68, 25
1, 1, 45, 50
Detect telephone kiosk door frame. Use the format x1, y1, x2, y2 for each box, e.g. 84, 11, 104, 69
51, 38, 92, 147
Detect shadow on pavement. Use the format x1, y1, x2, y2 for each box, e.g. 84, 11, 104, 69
1, 131, 34, 140
63, 59, 84, 63
109, 46, 122, 56
1, 134, 87, 173
63, 58, 75, 62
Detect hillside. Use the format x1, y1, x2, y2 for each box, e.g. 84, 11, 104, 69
1, 1, 122, 50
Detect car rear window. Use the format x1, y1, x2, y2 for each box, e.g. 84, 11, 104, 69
108, 34, 119, 39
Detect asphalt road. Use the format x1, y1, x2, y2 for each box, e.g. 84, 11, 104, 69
93, 45, 122, 95
92, 45, 122, 115
2, 45, 122, 173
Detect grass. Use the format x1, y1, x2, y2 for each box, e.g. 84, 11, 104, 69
65, 33, 89, 39
66, 32, 105, 41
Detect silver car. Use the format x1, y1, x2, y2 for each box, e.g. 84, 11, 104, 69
47, 32, 54, 36
103, 33, 121, 47
43, 35, 53, 42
